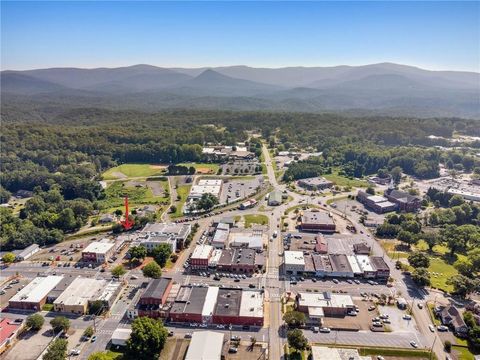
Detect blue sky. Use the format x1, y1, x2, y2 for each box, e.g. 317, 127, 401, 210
1, 1, 479, 71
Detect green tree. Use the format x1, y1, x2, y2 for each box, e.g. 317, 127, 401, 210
397, 230, 417, 248
454, 258, 474, 277
390, 166, 402, 183
50, 316, 70, 334
448, 195, 465, 207
83, 326, 95, 338
408, 252, 430, 268
26, 313, 44, 331
43, 338, 68, 360
287, 329, 308, 353
196, 193, 219, 211
447, 275, 478, 298
111, 265, 126, 278
365, 186, 375, 195
89, 300, 104, 315
2, 252, 16, 264
88, 352, 115, 360
125, 317, 168, 359
411, 268, 431, 287
283, 310, 307, 328
142, 261, 162, 279
152, 243, 172, 268
128, 245, 147, 261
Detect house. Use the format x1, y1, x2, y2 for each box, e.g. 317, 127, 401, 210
268, 190, 283, 206
185, 331, 225, 360
15, 244, 40, 261
384, 189, 421, 212
0, 318, 22, 354
439, 305, 469, 337
300, 210, 336, 233
99, 214, 115, 223
82, 241, 115, 263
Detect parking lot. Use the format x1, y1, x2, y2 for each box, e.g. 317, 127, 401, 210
219, 176, 263, 204
322, 300, 374, 331
221, 160, 262, 176
0, 278, 30, 308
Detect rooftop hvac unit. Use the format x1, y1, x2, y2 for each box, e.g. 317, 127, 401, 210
250, 307, 254, 311
225, 304, 229, 308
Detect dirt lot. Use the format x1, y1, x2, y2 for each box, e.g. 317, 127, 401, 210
159, 338, 190, 360
322, 300, 375, 331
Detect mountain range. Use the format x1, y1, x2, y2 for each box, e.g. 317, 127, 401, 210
2, 63, 479, 118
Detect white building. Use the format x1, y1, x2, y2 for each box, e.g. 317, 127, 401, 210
15, 244, 40, 261
284, 251, 305, 275
185, 331, 225, 360
82, 241, 115, 263
111, 328, 132, 347
355, 255, 376, 278
9, 276, 63, 311
311, 346, 370, 360
447, 188, 480, 202
188, 179, 223, 201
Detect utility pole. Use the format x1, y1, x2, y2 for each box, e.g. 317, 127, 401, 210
429, 335, 437, 360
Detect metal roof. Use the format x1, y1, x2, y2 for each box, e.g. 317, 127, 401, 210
10, 276, 63, 304
185, 331, 224, 360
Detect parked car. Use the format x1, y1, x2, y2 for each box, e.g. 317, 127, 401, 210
319, 327, 331, 333
410, 340, 418, 348
437, 325, 449, 332
403, 314, 412, 320
429, 324, 435, 332
90, 336, 97, 342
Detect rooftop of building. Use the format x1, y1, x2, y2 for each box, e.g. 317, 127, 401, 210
142, 222, 191, 238
170, 286, 209, 315
141, 278, 172, 300
0, 318, 21, 344
212, 228, 229, 245
329, 253, 353, 273
301, 210, 335, 225
239, 290, 264, 318
53, 278, 108, 306
82, 241, 114, 254
10, 276, 63, 304
355, 254, 374, 272
214, 288, 242, 317
191, 245, 214, 260
385, 189, 421, 203
370, 256, 390, 271
311, 254, 333, 273
185, 331, 225, 360
16, 244, 40, 258
298, 177, 333, 186
218, 248, 256, 266
298, 292, 354, 309
284, 251, 305, 266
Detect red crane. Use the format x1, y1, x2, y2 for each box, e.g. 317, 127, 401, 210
121, 196, 134, 230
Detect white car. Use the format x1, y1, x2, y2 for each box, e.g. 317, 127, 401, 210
403, 314, 412, 320
319, 327, 331, 333
410, 340, 418, 348
428, 324, 435, 332
437, 325, 449, 332
69, 349, 81, 356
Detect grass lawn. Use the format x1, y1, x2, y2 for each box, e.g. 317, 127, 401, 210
98, 180, 169, 212
243, 214, 269, 227
452, 345, 475, 360
42, 304, 54, 311
171, 185, 191, 218
428, 257, 458, 292
103, 163, 166, 180
323, 169, 368, 188
428, 303, 441, 325
259, 153, 267, 175
177, 162, 219, 174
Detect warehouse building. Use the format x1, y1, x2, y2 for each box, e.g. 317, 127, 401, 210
185, 331, 225, 360
298, 177, 333, 191
82, 241, 115, 263
300, 211, 336, 233
357, 191, 397, 214
9, 276, 63, 311
139, 222, 191, 251
211, 223, 230, 249
15, 244, 40, 261
284, 251, 305, 275
188, 179, 223, 201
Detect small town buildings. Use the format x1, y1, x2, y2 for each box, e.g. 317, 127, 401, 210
185, 331, 225, 360
211, 223, 230, 249
296, 292, 355, 318
439, 305, 469, 337
216, 248, 261, 274
311, 254, 333, 278
298, 177, 333, 191
53, 278, 121, 315
9, 276, 63, 311
140, 222, 191, 251
367, 176, 392, 186
229, 233, 263, 251
284, 251, 305, 275
355, 255, 376, 278
213, 288, 264, 326
191, 245, 214, 270
0, 318, 22, 354
268, 190, 283, 206
328, 254, 354, 278
131, 278, 173, 319
357, 191, 398, 214
15, 244, 40, 261
82, 241, 115, 263
169, 286, 212, 324
346, 255, 363, 276
370, 256, 390, 279
111, 328, 132, 347
384, 189, 421, 212
300, 210, 336, 233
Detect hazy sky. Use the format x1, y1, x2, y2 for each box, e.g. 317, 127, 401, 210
1, 1, 479, 71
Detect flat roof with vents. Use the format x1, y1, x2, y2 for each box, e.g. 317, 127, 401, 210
239, 290, 263, 318
214, 288, 242, 316
53, 278, 108, 306
10, 276, 63, 304
284, 251, 305, 266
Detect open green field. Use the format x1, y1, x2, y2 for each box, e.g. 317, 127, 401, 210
243, 214, 269, 227
176, 162, 219, 174
323, 169, 368, 188
103, 163, 166, 180
171, 184, 191, 218
453, 345, 476, 360
97, 180, 169, 212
